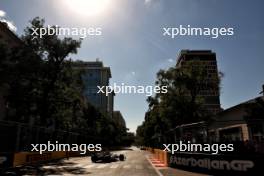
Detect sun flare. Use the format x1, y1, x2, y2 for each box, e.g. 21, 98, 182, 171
65, 0, 111, 17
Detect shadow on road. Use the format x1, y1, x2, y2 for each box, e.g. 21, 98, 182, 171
2, 160, 92, 176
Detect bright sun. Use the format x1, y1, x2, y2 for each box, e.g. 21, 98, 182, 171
65, 0, 111, 17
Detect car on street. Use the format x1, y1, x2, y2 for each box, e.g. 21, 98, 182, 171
91, 151, 126, 163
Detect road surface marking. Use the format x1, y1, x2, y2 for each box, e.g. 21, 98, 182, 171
42, 166, 54, 169
123, 165, 131, 168
84, 164, 96, 168
110, 164, 119, 169
96, 164, 107, 168
146, 157, 163, 176
43, 165, 66, 169
74, 164, 82, 167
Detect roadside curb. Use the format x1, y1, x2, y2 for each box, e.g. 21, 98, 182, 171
146, 155, 164, 176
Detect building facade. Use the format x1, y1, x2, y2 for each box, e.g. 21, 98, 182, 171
113, 111, 126, 129
73, 60, 114, 118
209, 96, 264, 143
0, 22, 22, 47
176, 50, 221, 114
0, 22, 22, 120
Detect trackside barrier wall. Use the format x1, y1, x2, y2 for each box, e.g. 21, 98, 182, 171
168, 152, 264, 176
146, 147, 264, 176
146, 147, 168, 167
0, 151, 82, 168
13, 151, 67, 167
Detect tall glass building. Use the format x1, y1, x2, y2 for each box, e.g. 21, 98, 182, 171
74, 60, 114, 118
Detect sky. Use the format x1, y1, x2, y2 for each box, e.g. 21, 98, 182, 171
1, 0, 264, 132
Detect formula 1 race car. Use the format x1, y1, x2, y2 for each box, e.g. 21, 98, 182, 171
91, 151, 126, 163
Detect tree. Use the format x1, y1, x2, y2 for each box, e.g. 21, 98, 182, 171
1, 17, 130, 148
21, 17, 81, 128
136, 61, 222, 147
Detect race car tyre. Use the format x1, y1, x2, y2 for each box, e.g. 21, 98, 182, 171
91, 155, 98, 163
119, 154, 125, 161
